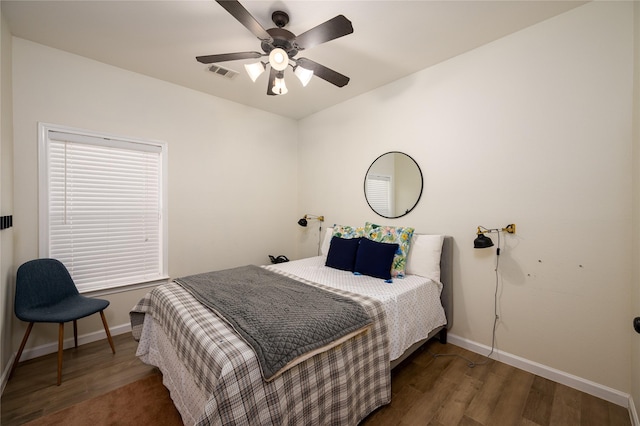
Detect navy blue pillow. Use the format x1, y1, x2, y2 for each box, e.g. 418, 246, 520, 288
354, 238, 399, 280
325, 237, 361, 271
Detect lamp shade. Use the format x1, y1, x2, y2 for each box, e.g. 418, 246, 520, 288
298, 214, 324, 226
473, 233, 494, 249
294, 65, 314, 87
273, 76, 288, 95
269, 48, 289, 71
244, 61, 265, 82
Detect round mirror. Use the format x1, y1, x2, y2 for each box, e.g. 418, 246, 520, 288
364, 152, 423, 219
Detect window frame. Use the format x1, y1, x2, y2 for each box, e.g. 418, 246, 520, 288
38, 122, 169, 295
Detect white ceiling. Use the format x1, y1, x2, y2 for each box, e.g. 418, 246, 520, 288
2, 0, 585, 120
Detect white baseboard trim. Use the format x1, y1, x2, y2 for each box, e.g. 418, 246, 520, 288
630, 395, 639, 426
16, 322, 131, 362
447, 333, 631, 408
0, 354, 14, 395
1, 322, 131, 396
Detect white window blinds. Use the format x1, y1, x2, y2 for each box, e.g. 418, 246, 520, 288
365, 174, 392, 218
40, 124, 168, 293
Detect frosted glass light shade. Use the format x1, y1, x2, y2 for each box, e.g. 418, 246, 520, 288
273, 77, 288, 95
269, 48, 289, 71
244, 62, 265, 82
294, 66, 314, 87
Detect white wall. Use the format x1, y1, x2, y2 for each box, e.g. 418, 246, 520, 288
0, 9, 15, 378
631, 0, 640, 420
3, 0, 637, 410
10, 38, 299, 352
299, 1, 634, 395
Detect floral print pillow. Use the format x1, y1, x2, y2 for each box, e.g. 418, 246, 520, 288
332, 224, 365, 239
364, 222, 415, 278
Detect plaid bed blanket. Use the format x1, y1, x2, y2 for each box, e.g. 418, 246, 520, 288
130, 267, 391, 425
174, 265, 372, 381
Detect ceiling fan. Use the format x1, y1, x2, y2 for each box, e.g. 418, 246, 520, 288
196, 0, 353, 96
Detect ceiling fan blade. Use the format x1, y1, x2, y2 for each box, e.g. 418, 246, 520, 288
196, 51, 263, 64
216, 0, 272, 42
294, 15, 353, 50
267, 67, 277, 96
296, 58, 350, 87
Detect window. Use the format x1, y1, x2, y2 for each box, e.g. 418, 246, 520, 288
39, 123, 168, 293
365, 174, 393, 218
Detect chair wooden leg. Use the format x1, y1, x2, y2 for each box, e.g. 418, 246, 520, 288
57, 323, 64, 386
100, 311, 116, 354
73, 320, 78, 348
8, 322, 34, 380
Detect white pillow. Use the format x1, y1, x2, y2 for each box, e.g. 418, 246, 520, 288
320, 227, 334, 256
405, 234, 444, 281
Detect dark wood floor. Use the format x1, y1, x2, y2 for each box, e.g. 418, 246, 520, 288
1, 333, 157, 425
363, 343, 631, 426
1, 333, 632, 426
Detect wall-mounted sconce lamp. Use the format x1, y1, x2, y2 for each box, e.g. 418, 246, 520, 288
474, 224, 516, 249
298, 214, 325, 255
470, 223, 516, 365
297, 214, 324, 227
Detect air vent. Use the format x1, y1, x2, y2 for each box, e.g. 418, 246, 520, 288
208, 65, 239, 80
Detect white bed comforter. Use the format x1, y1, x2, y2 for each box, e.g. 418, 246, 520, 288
267, 256, 447, 361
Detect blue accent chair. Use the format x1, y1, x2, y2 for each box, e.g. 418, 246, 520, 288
9, 258, 116, 385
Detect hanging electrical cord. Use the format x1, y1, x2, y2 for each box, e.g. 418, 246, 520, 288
428, 231, 502, 368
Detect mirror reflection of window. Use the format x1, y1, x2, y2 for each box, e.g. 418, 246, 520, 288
365, 174, 392, 217
364, 152, 423, 218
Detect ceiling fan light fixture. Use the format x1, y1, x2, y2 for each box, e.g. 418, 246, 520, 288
294, 65, 314, 87
244, 61, 265, 82
198, 2, 354, 96
269, 48, 289, 71
273, 75, 288, 95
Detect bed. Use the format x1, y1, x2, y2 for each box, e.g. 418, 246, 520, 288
130, 233, 453, 425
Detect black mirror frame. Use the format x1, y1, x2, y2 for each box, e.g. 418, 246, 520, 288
364, 151, 423, 219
